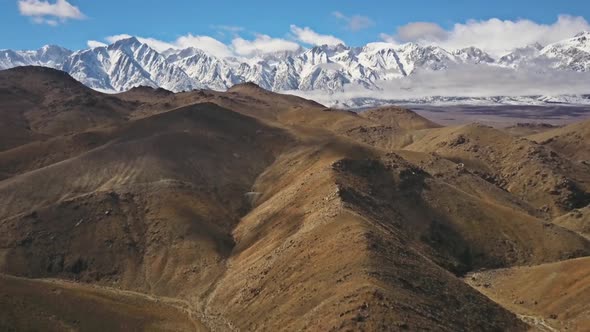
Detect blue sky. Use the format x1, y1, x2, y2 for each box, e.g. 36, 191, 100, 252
2, 0, 590, 56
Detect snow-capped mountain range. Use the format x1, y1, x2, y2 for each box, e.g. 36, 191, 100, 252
1, 32, 590, 106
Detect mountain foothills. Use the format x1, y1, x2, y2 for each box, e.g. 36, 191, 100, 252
0, 66, 589, 331
1, 32, 590, 98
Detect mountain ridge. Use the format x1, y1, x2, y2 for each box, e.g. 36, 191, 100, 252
1, 33, 590, 100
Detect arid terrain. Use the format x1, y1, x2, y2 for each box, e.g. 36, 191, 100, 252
0, 66, 589, 331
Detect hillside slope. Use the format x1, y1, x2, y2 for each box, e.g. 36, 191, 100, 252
0, 274, 200, 332
466, 257, 590, 332
0, 67, 132, 151
404, 124, 590, 216
529, 119, 590, 163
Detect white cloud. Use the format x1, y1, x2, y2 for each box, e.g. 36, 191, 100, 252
231, 34, 301, 56
18, 0, 85, 25
289, 65, 590, 104
381, 15, 590, 57
135, 37, 176, 52
393, 22, 448, 42
174, 34, 233, 58
332, 11, 374, 31
290, 25, 345, 46
103, 32, 301, 58
87, 40, 107, 48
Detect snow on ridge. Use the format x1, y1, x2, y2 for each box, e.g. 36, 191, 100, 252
1, 33, 590, 105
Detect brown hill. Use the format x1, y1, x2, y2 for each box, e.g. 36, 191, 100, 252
1, 67, 590, 331
404, 124, 590, 216
0, 66, 131, 151
204, 141, 528, 331
466, 257, 590, 332
335, 107, 439, 151
0, 102, 290, 298
503, 122, 559, 137
361, 106, 442, 130
553, 206, 590, 239
528, 119, 590, 163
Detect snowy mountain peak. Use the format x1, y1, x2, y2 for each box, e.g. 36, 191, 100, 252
453, 47, 495, 64
165, 47, 209, 63
570, 32, 590, 50
39, 44, 71, 53
538, 32, 590, 71
1, 32, 590, 96
116, 36, 141, 45
36, 45, 73, 64
108, 37, 143, 52
396, 42, 420, 52
547, 32, 590, 49
362, 42, 396, 52
315, 43, 347, 51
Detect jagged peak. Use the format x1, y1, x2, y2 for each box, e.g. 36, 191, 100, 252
454, 46, 486, 53
308, 44, 348, 55
498, 43, 542, 61
503, 42, 544, 56
108, 36, 143, 51
164, 47, 213, 63
117, 36, 141, 44
39, 44, 71, 53
363, 42, 397, 52
176, 46, 206, 56
259, 46, 305, 59
542, 31, 590, 51
397, 42, 421, 50
308, 45, 330, 54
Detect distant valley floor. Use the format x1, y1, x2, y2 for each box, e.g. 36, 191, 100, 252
406, 104, 590, 127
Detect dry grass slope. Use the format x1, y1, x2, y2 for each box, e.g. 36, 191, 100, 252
466, 257, 590, 332
404, 124, 590, 216
529, 119, 590, 163
0, 274, 199, 331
